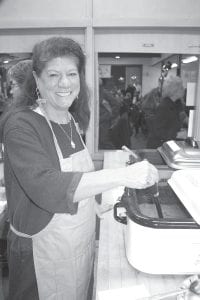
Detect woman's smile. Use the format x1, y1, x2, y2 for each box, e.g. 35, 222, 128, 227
56, 90, 72, 97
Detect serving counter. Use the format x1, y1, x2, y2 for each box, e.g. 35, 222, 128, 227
95, 150, 189, 299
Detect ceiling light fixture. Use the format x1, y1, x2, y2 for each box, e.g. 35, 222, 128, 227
171, 63, 178, 68
115, 55, 120, 59
131, 75, 137, 80
182, 56, 198, 64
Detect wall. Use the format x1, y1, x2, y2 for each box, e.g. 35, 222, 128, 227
0, 28, 85, 53
0, 0, 91, 27
1, 0, 200, 28
93, 0, 200, 27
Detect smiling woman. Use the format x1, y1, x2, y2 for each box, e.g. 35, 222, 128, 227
0, 37, 94, 300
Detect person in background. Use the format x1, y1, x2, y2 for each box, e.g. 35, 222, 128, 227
0, 92, 5, 116
123, 89, 140, 136
125, 83, 136, 103
125, 82, 142, 136
133, 79, 142, 103
141, 80, 162, 137
110, 89, 133, 149
0, 60, 33, 275
179, 88, 189, 129
7, 59, 32, 102
99, 78, 117, 149
146, 75, 185, 148
0, 36, 158, 300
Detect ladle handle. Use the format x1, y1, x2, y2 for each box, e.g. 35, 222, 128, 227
122, 145, 141, 162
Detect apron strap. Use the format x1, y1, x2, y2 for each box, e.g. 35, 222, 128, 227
70, 115, 87, 149
10, 224, 32, 239
36, 104, 64, 162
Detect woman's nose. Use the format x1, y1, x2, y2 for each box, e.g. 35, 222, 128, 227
58, 75, 71, 87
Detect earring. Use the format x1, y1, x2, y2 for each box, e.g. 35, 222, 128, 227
36, 87, 46, 104
36, 87, 40, 99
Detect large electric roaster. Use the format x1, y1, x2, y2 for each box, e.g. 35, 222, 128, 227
114, 141, 200, 274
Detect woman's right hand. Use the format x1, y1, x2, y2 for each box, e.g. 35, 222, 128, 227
74, 160, 159, 203
120, 160, 159, 189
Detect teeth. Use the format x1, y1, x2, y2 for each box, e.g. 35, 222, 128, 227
57, 91, 71, 96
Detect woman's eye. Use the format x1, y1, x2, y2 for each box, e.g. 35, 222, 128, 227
49, 73, 59, 77
69, 72, 78, 77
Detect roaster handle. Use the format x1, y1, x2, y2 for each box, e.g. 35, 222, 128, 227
113, 201, 127, 225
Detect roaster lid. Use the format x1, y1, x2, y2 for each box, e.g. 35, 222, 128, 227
168, 169, 200, 225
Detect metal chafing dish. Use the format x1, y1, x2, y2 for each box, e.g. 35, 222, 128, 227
158, 140, 200, 169
127, 139, 200, 170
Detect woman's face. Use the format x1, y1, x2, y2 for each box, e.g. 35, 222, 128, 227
35, 56, 80, 112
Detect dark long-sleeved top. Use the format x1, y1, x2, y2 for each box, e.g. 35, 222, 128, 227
2, 108, 84, 235
147, 97, 182, 148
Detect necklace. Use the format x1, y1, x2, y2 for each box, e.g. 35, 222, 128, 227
57, 118, 76, 149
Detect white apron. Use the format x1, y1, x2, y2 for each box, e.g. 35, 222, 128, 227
10, 108, 96, 300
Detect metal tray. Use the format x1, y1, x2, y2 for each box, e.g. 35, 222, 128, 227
158, 141, 200, 169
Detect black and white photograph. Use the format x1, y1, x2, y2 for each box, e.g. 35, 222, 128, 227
0, 1, 200, 299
